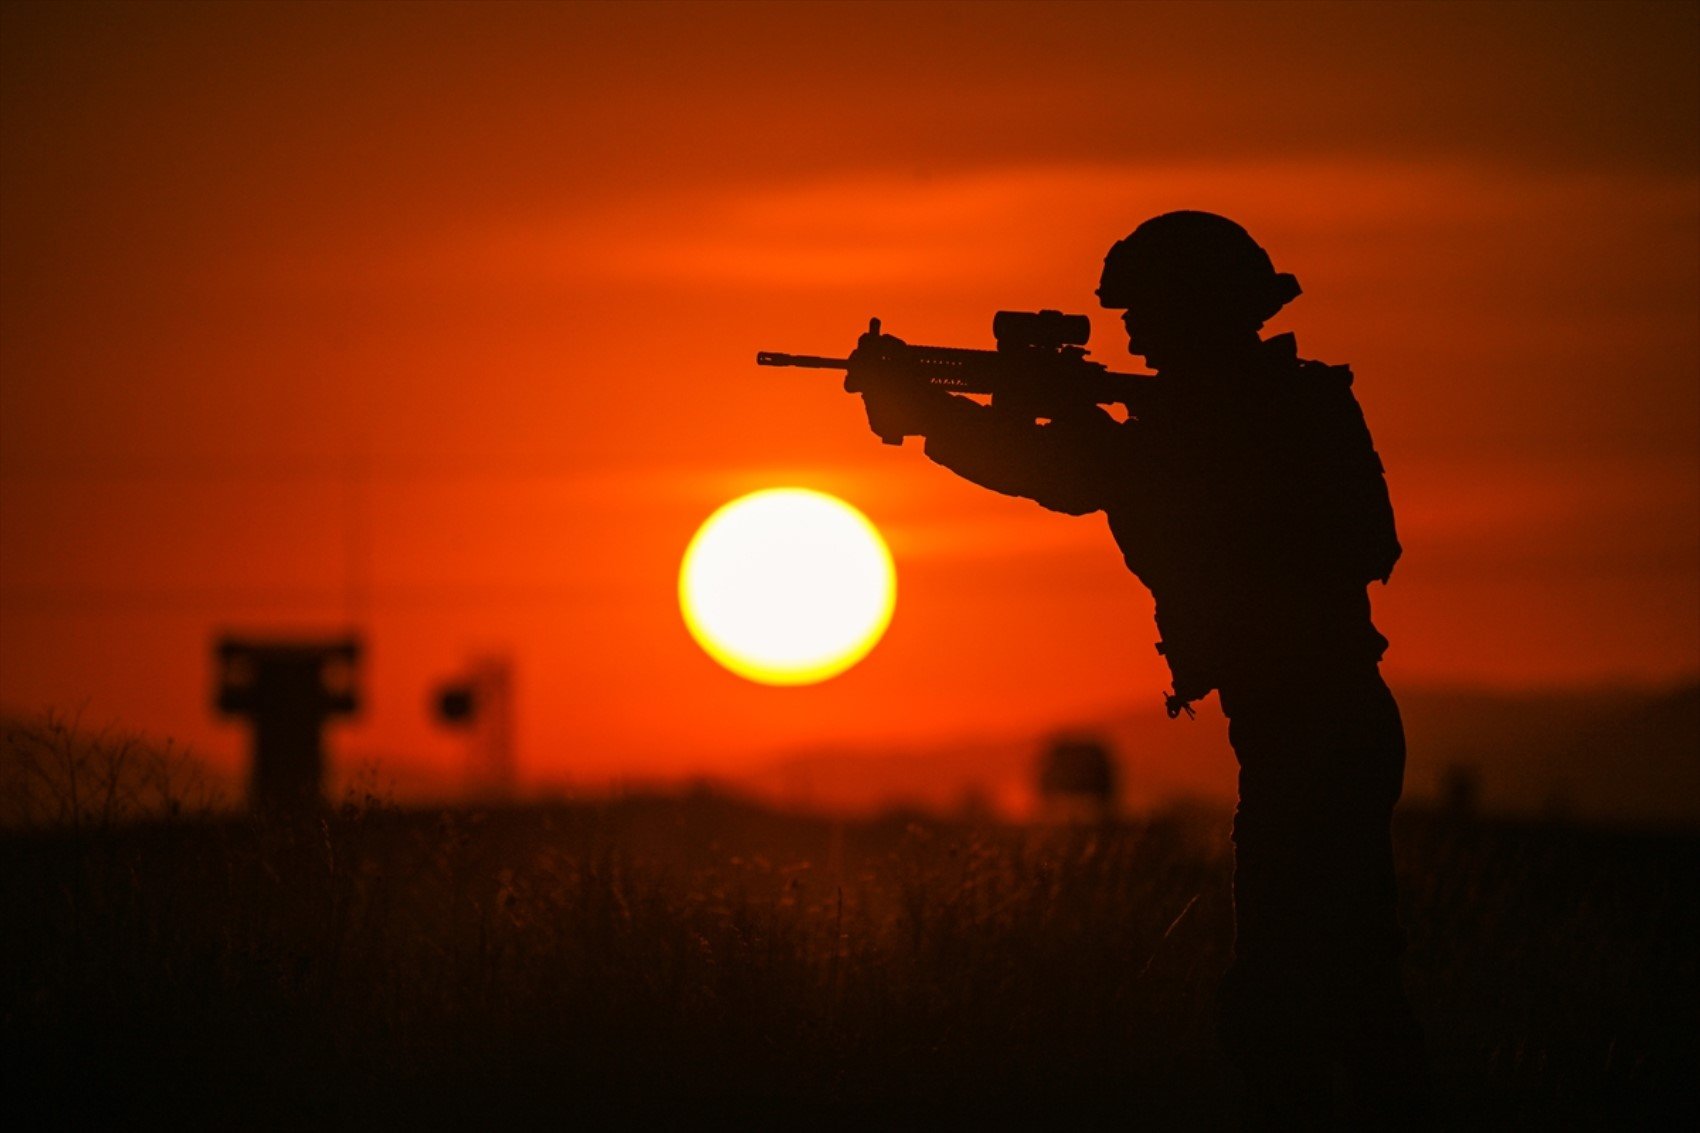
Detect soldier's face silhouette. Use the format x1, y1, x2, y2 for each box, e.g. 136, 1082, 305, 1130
1117, 297, 1247, 370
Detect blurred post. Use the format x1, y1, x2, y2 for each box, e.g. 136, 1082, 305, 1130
433, 655, 516, 801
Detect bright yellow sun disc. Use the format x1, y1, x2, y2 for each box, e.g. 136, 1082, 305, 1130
679, 488, 895, 685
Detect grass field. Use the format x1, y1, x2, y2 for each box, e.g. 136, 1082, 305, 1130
3, 763, 1695, 1129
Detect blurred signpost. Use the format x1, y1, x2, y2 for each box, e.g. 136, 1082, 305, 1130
434, 655, 516, 801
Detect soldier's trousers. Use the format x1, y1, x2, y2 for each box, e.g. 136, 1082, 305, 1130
1217, 666, 1430, 1125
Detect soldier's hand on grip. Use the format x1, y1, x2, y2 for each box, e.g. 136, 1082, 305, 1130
844, 322, 925, 445
847, 332, 957, 445
842, 318, 907, 394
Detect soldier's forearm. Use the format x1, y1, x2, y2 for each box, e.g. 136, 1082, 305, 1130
922, 405, 1107, 516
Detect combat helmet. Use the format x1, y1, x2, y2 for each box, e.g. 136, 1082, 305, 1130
1097, 211, 1301, 327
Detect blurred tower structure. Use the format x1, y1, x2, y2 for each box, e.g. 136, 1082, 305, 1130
433, 655, 516, 800
214, 635, 362, 814
1036, 734, 1120, 823
1440, 761, 1481, 821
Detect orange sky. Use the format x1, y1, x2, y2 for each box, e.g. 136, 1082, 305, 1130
2, 1, 1697, 792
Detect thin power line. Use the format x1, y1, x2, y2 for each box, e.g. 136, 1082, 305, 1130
0, 582, 623, 613
0, 457, 621, 482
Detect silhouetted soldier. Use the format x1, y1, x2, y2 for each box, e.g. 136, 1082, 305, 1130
853, 211, 1428, 1124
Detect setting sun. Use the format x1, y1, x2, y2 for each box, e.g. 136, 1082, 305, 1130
679, 489, 896, 685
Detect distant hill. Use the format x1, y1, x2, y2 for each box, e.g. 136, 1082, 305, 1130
746, 682, 1700, 830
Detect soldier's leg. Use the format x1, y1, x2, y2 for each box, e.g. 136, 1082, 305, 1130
1219, 681, 1347, 1122
1293, 674, 1429, 1123
1219, 670, 1428, 1123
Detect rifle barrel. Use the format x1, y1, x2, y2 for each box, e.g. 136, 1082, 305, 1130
756, 351, 849, 370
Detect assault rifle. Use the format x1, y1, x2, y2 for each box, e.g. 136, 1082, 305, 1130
757, 310, 1155, 444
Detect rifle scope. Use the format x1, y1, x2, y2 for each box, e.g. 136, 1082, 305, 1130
992, 309, 1091, 350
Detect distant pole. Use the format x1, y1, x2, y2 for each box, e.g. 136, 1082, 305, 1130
476, 656, 515, 798
343, 439, 371, 628
433, 655, 517, 801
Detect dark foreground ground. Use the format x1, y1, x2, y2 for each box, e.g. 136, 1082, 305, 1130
3, 795, 1696, 1129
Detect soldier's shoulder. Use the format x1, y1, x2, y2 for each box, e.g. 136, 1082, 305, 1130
1265, 339, 1371, 445
1290, 356, 1355, 396
1262, 334, 1352, 387
1289, 361, 1359, 415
